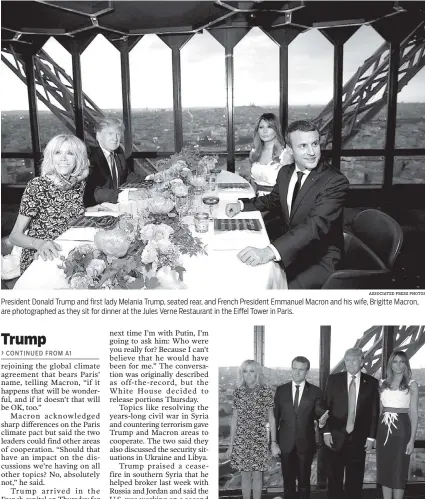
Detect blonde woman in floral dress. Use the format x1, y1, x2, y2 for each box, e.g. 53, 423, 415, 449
9, 134, 89, 273
377, 350, 419, 499
227, 360, 277, 499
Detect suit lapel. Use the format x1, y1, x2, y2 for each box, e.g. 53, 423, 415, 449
280, 164, 294, 222
289, 161, 326, 222
356, 372, 368, 415
340, 373, 349, 418
96, 147, 113, 181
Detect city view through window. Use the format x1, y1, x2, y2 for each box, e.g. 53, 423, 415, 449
2, 26, 425, 186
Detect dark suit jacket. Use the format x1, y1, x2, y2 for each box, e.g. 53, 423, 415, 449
241, 160, 349, 288
84, 145, 139, 206
322, 371, 379, 452
274, 381, 325, 455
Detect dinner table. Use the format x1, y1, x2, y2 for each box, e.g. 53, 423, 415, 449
13, 170, 287, 290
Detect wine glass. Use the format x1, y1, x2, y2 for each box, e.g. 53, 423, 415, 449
202, 193, 219, 220
175, 195, 188, 222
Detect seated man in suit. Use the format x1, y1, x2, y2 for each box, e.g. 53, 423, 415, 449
273, 356, 328, 499
225, 120, 349, 289
84, 117, 143, 207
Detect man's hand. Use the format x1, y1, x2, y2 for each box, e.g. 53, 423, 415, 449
271, 442, 280, 458
318, 410, 329, 429
323, 433, 333, 448
225, 202, 241, 218
364, 439, 374, 452
35, 241, 62, 261
237, 246, 275, 266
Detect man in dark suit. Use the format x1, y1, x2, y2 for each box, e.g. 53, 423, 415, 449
322, 348, 379, 499
84, 117, 143, 207
273, 356, 328, 499
225, 120, 349, 289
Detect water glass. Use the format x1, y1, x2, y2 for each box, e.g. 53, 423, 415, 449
194, 212, 209, 233
175, 195, 189, 221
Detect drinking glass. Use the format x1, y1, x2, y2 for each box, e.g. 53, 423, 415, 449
175, 195, 189, 222
202, 191, 219, 220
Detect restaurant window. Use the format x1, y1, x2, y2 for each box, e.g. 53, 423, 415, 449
396, 65, 425, 150
234, 27, 279, 152
340, 156, 385, 185
181, 31, 226, 153
1, 54, 32, 154
393, 156, 425, 184
343, 26, 387, 150
81, 34, 123, 143
288, 29, 333, 147
38, 37, 73, 149
130, 35, 174, 152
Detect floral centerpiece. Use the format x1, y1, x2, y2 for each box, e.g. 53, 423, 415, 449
60, 212, 207, 289
148, 145, 219, 188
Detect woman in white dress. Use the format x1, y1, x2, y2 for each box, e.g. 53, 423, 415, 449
376, 350, 419, 499
249, 113, 293, 196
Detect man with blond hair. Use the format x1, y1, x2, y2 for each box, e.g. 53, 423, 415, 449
322, 348, 379, 499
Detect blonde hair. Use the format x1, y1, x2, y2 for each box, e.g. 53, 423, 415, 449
238, 359, 263, 388
95, 117, 124, 134
41, 134, 89, 184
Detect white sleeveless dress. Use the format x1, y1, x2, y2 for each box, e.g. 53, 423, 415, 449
376, 381, 413, 489
250, 148, 292, 196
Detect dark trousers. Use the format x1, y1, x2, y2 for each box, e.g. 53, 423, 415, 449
281, 446, 313, 499
326, 434, 366, 499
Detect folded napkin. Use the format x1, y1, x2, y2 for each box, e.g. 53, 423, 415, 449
56, 227, 98, 242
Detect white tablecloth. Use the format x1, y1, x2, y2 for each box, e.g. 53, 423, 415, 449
14, 171, 287, 290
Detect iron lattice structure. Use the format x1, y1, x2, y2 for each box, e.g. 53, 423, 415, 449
332, 325, 425, 375
1, 21, 425, 157
1, 47, 156, 174
313, 21, 425, 147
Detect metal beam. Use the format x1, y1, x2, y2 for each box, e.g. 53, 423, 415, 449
382, 326, 395, 379
24, 53, 41, 175
254, 325, 265, 366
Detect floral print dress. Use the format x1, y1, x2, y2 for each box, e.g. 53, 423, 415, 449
18, 176, 85, 273
231, 385, 274, 471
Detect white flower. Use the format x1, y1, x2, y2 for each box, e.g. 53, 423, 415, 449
86, 258, 106, 278
70, 272, 94, 289
157, 239, 175, 255
141, 243, 158, 264
153, 224, 174, 241
139, 224, 156, 242
156, 266, 186, 289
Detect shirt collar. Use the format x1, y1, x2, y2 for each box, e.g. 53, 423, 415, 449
292, 380, 306, 389
100, 144, 114, 158
294, 164, 312, 179
347, 371, 360, 381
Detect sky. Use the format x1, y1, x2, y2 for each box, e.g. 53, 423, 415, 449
1, 25, 425, 111
218, 325, 425, 369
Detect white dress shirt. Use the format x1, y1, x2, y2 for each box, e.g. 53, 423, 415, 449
99, 145, 128, 203
347, 371, 361, 419
292, 379, 306, 404
269, 165, 311, 262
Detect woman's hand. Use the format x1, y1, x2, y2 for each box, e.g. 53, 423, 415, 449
271, 442, 280, 458
406, 440, 415, 455
225, 444, 233, 460
35, 241, 62, 261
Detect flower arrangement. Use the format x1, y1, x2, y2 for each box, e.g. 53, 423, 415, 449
148, 145, 218, 185
60, 212, 207, 289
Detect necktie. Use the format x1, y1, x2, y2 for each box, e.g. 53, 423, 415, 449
294, 385, 300, 413
109, 152, 118, 189
291, 171, 304, 210
346, 375, 356, 434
